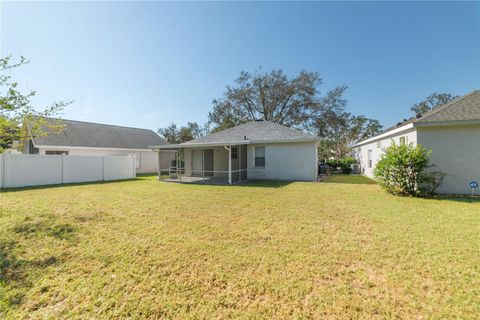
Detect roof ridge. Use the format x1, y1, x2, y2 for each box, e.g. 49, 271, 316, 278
419, 89, 480, 122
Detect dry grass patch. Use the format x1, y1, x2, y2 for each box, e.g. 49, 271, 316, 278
1, 175, 479, 318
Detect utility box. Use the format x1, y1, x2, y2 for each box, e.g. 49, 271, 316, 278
351, 164, 361, 174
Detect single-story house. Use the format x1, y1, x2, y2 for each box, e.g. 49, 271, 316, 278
23, 118, 173, 173
353, 90, 480, 195
151, 120, 319, 184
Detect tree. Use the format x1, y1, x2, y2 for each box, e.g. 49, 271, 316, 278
158, 122, 179, 144
315, 111, 382, 160
0, 56, 70, 152
208, 69, 347, 132
158, 121, 205, 144
374, 142, 431, 196
411, 92, 458, 116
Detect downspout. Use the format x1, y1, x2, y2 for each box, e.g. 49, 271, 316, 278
224, 146, 232, 185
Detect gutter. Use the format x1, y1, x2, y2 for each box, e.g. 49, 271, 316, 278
150, 137, 319, 150
353, 123, 415, 147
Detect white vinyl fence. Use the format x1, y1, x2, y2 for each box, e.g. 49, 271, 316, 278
0, 154, 136, 188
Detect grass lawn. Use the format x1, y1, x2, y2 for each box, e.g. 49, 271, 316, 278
322, 174, 377, 185
1, 175, 479, 319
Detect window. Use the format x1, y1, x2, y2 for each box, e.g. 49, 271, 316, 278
399, 136, 408, 145
367, 149, 372, 168
254, 146, 265, 167
45, 150, 68, 155
231, 147, 238, 160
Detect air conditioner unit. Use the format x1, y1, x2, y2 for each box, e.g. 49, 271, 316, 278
351, 164, 361, 174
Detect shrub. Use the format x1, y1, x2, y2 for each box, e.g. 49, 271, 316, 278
374, 142, 431, 196
339, 157, 356, 174
327, 157, 357, 174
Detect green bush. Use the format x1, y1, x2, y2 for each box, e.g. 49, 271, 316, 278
339, 157, 356, 174
374, 142, 431, 196
326, 157, 357, 174
325, 159, 340, 170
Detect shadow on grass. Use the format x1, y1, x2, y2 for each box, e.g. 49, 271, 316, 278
421, 194, 480, 203
0, 241, 63, 308
160, 178, 295, 188
1, 217, 75, 308
236, 180, 294, 188
322, 174, 377, 185
136, 173, 159, 179
0, 177, 142, 193
13, 217, 77, 241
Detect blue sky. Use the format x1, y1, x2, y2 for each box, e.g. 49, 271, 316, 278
1, 1, 479, 131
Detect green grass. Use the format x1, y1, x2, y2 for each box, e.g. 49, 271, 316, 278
323, 174, 377, 184
1, 175, 479, 319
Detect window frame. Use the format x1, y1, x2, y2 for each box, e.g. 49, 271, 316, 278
254, 146, 265, 168
367, 149, 372, 169
45, 150, 69, 155
231, 146, 238, 160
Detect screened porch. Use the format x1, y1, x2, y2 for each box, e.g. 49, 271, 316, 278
156, 144, 248, 185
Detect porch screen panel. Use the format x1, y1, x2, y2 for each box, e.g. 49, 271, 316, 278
231, 146, 240, 183
241, 145, 247, 180
204, 149, 214, 177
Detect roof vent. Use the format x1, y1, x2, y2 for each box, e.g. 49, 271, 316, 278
416, 114, 422, 119
243, 135, 247, 140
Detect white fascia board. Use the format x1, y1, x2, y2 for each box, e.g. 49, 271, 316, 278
414, 119, 480, 127
151, 138, 318, 150
249, 138, 319, 144
152, 141, 251, 149
353, 123, 415, 147
34, 145, 154, 152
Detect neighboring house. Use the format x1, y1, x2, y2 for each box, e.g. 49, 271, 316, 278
353, 90, 480, 195
23, 118, 173, 173
151, 120, 319, 184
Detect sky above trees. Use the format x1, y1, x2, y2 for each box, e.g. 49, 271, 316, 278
1, 1, 478, 131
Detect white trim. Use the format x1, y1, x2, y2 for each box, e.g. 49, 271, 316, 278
151, 138, 318, 150
254, 145, 266, 168
34, 145, 154, 152
249, 138, 318, 145
354, 123, 415, 147
153, 141, 251, 149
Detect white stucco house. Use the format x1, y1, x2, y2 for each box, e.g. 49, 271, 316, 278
353, 90, 480, 195
151, 120, 319, 184
23, 118, 173, 173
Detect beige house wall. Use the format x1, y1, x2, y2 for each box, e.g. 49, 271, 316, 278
417, 124, 480, 195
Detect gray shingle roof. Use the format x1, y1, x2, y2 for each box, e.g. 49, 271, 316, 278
417, 90, 480, 123
379, 90, 480, 135
181, 120, 317, 146
32, 118, 168, 149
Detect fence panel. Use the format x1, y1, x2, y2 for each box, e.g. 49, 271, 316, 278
0, 154, 136, 188
104, 156, 135, 181
3, 154, 63, 188
63, 156, 104, 184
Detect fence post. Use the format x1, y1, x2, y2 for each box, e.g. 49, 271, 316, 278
61, 155, 65, 184
132, 155, 136, 178
0, 154, 4, 188
102, 156, 106, 181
